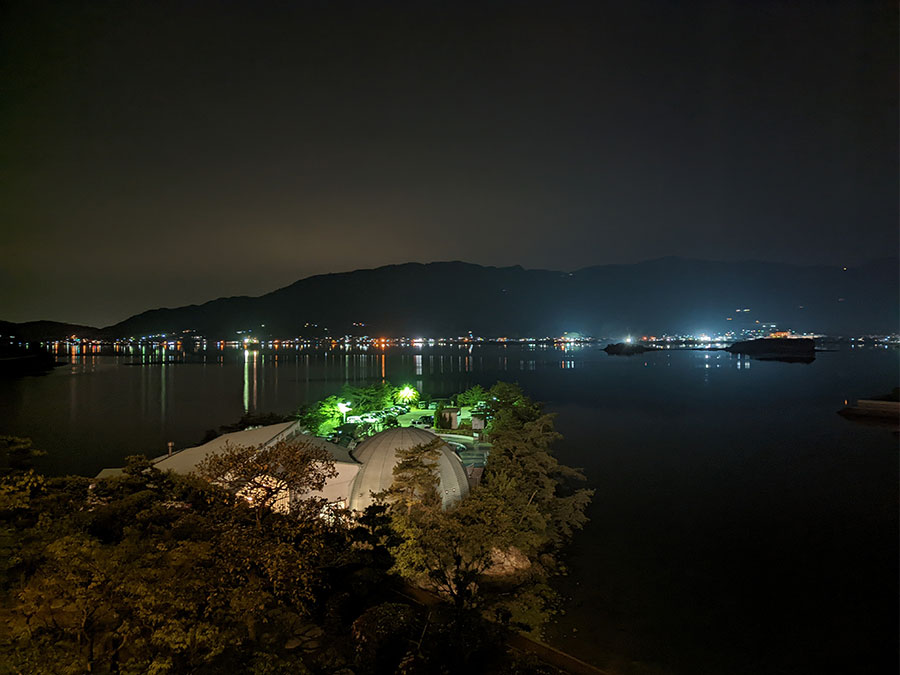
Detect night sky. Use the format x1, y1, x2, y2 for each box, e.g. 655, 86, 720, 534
2, 1, 897, 327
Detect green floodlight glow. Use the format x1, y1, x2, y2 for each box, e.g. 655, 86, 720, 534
337, 402, 352, 414
397, 386, 417, 403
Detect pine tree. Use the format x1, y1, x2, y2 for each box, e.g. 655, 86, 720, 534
380, 440, 442, 514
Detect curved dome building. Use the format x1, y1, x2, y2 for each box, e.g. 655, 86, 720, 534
97, 421, 471, 516
348, 427, 469, 511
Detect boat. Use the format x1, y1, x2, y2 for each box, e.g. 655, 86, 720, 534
838, 388, 900, 430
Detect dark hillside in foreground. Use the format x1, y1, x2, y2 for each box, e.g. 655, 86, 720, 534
5, 258, 898, 339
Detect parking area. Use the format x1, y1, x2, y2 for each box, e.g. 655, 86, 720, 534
330, 403, 483, 442
396, 404, 481, 429
397, 407, 433, 428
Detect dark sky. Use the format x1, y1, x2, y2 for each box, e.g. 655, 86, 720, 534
2, 1, 897, 327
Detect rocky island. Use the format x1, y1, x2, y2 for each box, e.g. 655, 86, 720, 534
604, 342, 658, 356
725, 337, 816, 362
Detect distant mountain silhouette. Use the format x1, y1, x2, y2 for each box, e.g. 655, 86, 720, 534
4, 258, 898, 340
0, 320, 101, 342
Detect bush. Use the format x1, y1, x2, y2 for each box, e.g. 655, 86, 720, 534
322, 592, 354, 632
457, 385, 488, 407
351, 602, 420, 674
413, 606, 510, 673
433, 406, 448, 430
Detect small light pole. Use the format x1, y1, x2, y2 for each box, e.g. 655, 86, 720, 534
337, 402, 351, 424
397, 385, 417, 406
167, 441, 174, 457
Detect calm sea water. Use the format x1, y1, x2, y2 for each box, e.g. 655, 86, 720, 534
2, 344, 897, 674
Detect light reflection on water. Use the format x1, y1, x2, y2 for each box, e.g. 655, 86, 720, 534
12, 342, 825, 472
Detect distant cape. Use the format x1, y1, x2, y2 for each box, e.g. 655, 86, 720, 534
3, 257, 898, 340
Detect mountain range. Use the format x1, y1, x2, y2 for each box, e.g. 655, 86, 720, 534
3, 257, 898, 340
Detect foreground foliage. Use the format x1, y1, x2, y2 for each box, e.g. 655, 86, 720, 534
194, 438, 337, 525
1, 456, 352, 673
0, 382, 591, 674
383, 383, 593, 633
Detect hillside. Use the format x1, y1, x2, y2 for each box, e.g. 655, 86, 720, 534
0, 320, 102, 342
4, 258, 898, 340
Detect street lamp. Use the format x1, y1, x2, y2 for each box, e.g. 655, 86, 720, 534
337, 402, 351, 424
397, 386, 417, 404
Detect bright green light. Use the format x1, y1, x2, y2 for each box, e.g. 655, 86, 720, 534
337, 402, 352, 414
397, 386, 417, 403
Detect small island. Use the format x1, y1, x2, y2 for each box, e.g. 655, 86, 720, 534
603, 342, 657, 356
725, 337, 816, 362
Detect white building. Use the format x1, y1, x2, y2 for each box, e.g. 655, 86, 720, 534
96, 421, 470, 512
347, 426, 470, 511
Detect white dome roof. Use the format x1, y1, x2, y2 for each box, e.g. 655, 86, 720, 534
349, 427, 469, 511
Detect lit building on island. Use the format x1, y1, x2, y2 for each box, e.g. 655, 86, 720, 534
96, 421, 470, 512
